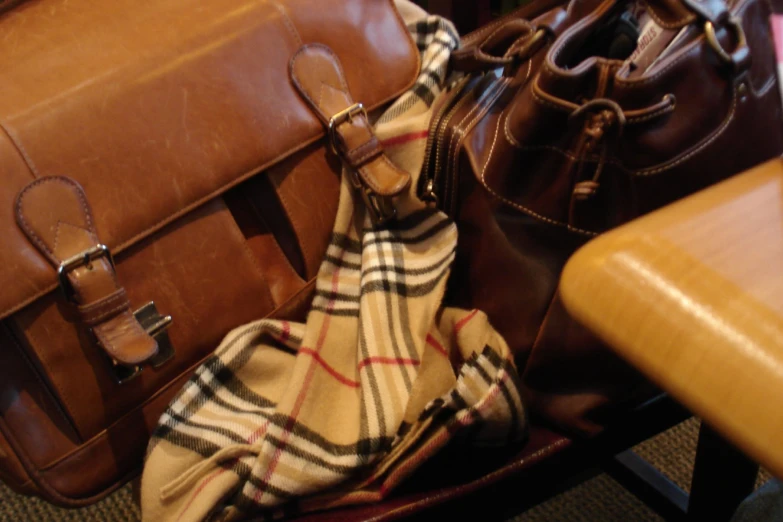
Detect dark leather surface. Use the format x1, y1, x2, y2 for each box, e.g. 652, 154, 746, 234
430, 0, 783, 436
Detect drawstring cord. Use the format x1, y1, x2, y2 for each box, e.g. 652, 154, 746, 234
568, 98, 627, 202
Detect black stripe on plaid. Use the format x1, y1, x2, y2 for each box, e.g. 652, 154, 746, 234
360, 265, 451, 298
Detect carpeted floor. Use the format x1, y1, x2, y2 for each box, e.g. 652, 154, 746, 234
0, 417, 770, 521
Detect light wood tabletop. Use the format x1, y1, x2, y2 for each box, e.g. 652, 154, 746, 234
560, 157, 783, 479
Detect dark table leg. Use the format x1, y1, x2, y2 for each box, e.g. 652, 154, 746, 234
688, 423, 759, 521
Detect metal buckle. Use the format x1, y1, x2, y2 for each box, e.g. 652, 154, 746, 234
704, 18, 747, 69
350, 171, 397, 226
134, 301, 174, 368
108, 302, 174, 384
111, 360, 142, 385
57, 246, 175, 383
57, 244, 114, 302
327, 103, 367, 155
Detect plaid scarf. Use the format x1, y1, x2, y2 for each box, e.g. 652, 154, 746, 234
141, 4, 526, 521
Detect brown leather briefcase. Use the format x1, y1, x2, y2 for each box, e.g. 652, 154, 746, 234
0, 0, 418, 506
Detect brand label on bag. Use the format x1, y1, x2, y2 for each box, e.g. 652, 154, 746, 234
625, 13, 679, 77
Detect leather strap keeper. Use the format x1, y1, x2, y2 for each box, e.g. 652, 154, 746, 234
15, 176, 158, 367
290, 44, 411, 223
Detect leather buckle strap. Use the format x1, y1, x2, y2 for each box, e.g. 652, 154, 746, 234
327, 103, 367, 155
15, 176, 173, 383
290, 43, 411, 226
57, 244, 114, 302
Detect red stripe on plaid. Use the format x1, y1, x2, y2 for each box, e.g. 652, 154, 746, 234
379, 130, 429, 148
358, 356, 420, 370
280, 321, 290, 342
425, 334, 448, 358
299, 347, 361, 388
454, 309, 479, 334
251, 209, 356, 504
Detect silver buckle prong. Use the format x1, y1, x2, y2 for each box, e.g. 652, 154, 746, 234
327, 103, 367, 155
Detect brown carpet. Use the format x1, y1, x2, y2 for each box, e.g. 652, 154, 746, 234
0, 418, 770, 521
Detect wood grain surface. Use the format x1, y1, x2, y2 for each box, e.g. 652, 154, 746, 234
561, 158, 783, 479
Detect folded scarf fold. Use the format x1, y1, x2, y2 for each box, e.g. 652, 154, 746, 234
141, 4, 527, 520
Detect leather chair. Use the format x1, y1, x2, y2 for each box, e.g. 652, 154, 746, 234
271, 395, 758, 522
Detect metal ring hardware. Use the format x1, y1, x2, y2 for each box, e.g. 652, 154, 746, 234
704, 18, 747, 68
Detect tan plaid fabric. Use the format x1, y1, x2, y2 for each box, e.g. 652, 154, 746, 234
141, 3, 526, 521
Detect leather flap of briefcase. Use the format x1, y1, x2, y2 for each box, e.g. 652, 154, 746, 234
0, 0, 418, 504
0, 0, 417, 321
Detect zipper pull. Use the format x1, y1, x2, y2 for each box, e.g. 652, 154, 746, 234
421, 179, 440, 207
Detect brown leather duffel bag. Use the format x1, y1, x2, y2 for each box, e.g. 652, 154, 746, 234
0, 0, 418, 506
424, 0, 783, 435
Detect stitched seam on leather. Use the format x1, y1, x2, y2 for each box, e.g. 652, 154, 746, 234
0, 120, 41, 179
51, 220, 96, 257
290, 48, 330, 121
291, 45, 352, 122
479, 158, 596, 236
508, 89, 736, 178
348, 135, 381, 165
83, 299, 129, 326
447, 82, 499, 190
78, 290, 127, 315
633, 87, 738, 176
626, 103, 676, 123
453, 79, 510, 211
270, 1, 303, 48
483, 112, 507, 180
505, 85, 733, 178
0, 120, 39, 180
481, 159, 597, 236
448, 78, 508, 194
16, 177, 96, 262
504, 103, 525, 148
361, 155, 410, 195
531, 83, 577, 112
482, 62, 532, 177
